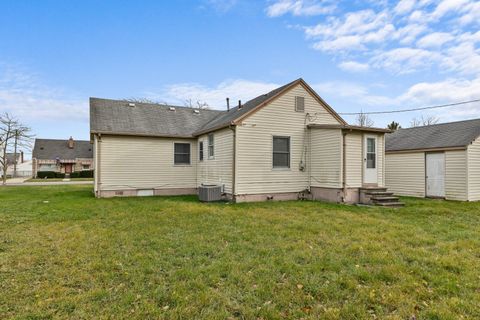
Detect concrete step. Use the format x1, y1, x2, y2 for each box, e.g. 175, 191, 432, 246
371, 196, 399, 202
366, 191, 394, 196
361, 187, 388, 193
375, 202, 405, 207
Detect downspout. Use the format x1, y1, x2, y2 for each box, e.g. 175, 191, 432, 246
229, 124, 236, 201
342, 131, 347, 203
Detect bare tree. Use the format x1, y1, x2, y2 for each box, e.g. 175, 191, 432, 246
356, 111, 374, 127
0, 113, 33, 184
184, 99, 209, 109
410, 115, 439, 127
126, 98, 168, 105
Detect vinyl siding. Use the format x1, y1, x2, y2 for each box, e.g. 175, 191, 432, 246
445, 150, 468, 201
385, 152, 425, 197
98, 135, 197, 191
197, 128, 234, 194
345, 132, 362, 188
467, 137, 480, 201
310, 129, 342, 188
235, 83, 341, 194
94, 135, 98, 194
378, 134, 385, 187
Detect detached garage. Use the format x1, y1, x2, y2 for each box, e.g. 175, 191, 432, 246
385, 119, 480, 201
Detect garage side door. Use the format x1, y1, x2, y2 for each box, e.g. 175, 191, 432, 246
426, 152, 445, 198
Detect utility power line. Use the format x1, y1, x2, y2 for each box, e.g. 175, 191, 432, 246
338, 98, 480, 116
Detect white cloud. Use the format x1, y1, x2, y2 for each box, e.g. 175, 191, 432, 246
394, 0, 417, 15
266, 0, 336, 17
306, 9, 395, 53
430, 0, 470, 20
147, 79, 280, 109
338, 60, 370, 72
0, 64, 87, 121
416, 32, 455, 48
372, 47, 442, 74
398, 77, 480, 120
289, 0, 480, 75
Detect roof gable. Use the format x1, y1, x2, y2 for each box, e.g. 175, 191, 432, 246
386, 118, 480, 152
90, 79, 347, 138
194, 78, 346, 135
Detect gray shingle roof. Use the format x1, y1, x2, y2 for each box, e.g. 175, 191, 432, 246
90, 78, 346, 138
32, 139, 93, 160
385, 118, 480, 152
90, 98, 224, 138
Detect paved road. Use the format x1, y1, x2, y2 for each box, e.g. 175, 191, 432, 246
2, 181, 93, 186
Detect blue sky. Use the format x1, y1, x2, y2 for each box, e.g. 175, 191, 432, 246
1, 0, 480, 153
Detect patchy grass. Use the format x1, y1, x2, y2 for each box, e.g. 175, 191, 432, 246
0, 186, 479, 319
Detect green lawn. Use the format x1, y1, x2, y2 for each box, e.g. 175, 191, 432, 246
25, 178, 94, 182
0, 186, 479, 319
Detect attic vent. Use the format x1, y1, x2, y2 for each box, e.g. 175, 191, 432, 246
169, 107, 176, 111
193, 109, 200, 114
295, 96, 305, 112
128, 102, 135, 107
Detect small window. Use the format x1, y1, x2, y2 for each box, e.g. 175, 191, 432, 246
199, 141, 204, 161
366, 138, 376, 169
208, 133, 214, 159
174, 143, 191, 165
295, 96, 305, 112
273, 136, 290, 168
82, 164, 90, 170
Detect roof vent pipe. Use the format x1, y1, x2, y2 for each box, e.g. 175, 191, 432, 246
226, 98, 230, 111
238, 100, 242, 109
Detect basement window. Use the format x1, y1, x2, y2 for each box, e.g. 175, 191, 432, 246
295, 96, 305, 112
273, 136, 290, 169
174, 143, 191, 165
208, 133, 214, 159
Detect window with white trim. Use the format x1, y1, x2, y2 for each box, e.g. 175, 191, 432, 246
174, 143, 191, 165
273, 136, 290, 168
208, 133, 214, 159
199, 141, 204, 161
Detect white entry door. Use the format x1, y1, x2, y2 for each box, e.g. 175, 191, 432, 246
426, 152, 445, 197
363, 135, 378, 184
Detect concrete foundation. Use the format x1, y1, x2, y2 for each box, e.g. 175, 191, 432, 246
98, 188, 197, 198
234, 192, 306, 203
310, 187, 360, 204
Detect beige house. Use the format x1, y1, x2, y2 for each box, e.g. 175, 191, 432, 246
385, 119, 480, 201
90, 78, 397, 205
32, 137, 94, 177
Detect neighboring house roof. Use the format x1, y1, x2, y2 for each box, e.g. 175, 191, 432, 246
90, 78, 347, 138
32, 139, 93, 160
385, 118, 480, 152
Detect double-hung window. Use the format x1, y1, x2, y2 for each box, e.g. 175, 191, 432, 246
199, 141, 204, 161
174, 143, 191, 165
208, 133, 214, 159
273, 136, 290, 169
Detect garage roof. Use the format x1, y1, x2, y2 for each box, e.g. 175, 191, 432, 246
386, 118, 480, 152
